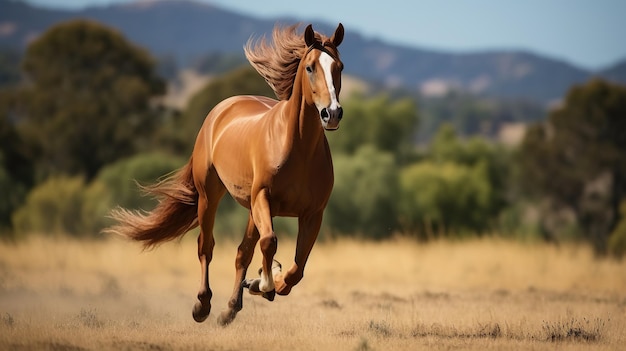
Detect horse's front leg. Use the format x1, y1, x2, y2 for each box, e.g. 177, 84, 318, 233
217, 213, 259, 326
250, 188, 278, 298
275, 211, 323, 296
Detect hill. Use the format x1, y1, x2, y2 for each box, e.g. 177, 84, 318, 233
1, 0, 623, 103
599, 59, 626, 83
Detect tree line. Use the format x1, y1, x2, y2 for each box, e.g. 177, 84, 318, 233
1, 20, 625, 256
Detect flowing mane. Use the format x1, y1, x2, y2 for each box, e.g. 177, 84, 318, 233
244, 24, 323, 100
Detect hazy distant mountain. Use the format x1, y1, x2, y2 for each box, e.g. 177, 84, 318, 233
599, 59, 626, 84
0, 0, 622, 103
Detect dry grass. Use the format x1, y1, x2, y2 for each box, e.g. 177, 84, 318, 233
0, 235, 624, 350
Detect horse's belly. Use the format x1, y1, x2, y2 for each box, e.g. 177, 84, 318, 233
226, 183, 252, 209
214, 164, 253, 209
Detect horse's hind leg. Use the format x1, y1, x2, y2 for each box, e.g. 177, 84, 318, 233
217, 213, 259, 326
192, 171, 225, 323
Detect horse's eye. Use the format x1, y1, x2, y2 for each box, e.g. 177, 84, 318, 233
306, 65, 313, 73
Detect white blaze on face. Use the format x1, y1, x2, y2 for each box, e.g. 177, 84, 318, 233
318, 51, 340, 110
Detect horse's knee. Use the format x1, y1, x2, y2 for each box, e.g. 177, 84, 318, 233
259, 234, 277, 256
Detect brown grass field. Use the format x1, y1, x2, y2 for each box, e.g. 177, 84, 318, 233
1, 235, 624, 350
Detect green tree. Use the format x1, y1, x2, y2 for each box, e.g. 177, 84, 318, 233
399, 160, 492, 237
430, 124, 511, 222
418, 91, 544, 141
324, 145, 400, 238
19, 20, 165, 179
327, 93, 418, 163
0, 49, 21, 87
396, 124, 513, 237
0, 90, 34, 232
520, 79, 626, 254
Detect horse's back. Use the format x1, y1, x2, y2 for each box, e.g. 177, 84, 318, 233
194, 95, 279, 155
212, 95, 279, 125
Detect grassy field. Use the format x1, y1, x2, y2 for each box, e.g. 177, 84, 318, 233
0, 235, 624, 350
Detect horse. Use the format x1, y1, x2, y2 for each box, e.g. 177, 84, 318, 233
106, 23, 345, 326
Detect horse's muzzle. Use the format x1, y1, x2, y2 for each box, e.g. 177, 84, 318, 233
321, 106, 343, 130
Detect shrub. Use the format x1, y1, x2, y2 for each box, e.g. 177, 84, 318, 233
324, 145, 399, 238
12, 176, 88, 236
399, 160, 492, 237
11, 153, 187, 237
95, 152, 186, 211
0, 164, 27, 235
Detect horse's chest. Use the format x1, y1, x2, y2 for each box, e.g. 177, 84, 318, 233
268, 159, 333, 216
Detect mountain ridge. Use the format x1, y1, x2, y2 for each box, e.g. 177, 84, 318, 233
1, 0, 624, 103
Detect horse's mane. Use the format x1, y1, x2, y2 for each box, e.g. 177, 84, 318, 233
244, 24, 323, 100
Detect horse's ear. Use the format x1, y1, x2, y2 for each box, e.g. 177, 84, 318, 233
304, 24, 315, 47
331, 23, 344, 47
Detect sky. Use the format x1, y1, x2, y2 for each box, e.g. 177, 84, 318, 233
23, 0, 626, 70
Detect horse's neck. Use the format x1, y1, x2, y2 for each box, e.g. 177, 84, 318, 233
281, 66, 325, 158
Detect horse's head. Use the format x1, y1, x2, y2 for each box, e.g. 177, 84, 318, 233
301, 23, 344, 131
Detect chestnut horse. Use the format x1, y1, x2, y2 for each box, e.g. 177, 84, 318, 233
106, 23, 345, 326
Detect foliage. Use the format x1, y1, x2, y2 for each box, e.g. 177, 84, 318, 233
18, 20, 165, 179
394, 123, 517, 238
0, 49, 21, 87
95, 152, 186, 211
324, 145, 399, 238
418, 91, 545, 142
429, 124, 511, 221
12, 176, 90, 237
10, 175, 117, 237
0, 90, 34, 231
0, 161, 25, 235
11, 152, 186, 237
520, 79, 626, 254
326, 93, 418, 163
399, 160, 492, 237
5, 18, 622, 254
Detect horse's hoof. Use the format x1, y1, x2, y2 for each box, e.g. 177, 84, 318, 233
262, 289, 276, 301
244, 278, 262, 295
192, 302, 211, 323
217, 310, 237, 327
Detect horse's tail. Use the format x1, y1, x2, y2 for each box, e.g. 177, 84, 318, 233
105, 157, 199, 249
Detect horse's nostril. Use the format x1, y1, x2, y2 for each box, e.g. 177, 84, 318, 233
321, 108, 329, 119
337, 107, 343, 120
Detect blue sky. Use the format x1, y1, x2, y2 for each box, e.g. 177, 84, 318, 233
24, 0, 626, 70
